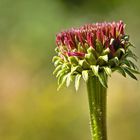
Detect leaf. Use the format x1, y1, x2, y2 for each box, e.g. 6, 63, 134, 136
57, 74, 67, 91
103, 67, 112, 76
123, 67, 138, 80
75, 74, 81, 91
82, 70, 89, 82
91, 65, 99, 76
97, 72, 108, 88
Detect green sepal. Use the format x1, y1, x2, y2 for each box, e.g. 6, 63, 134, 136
75, 74, 81, 91
66, 73, 72, 87
115, 48, 125, 57
124, 49, 138, 61
90, 65, 99, 76
103, 67, 112, 76
102, 48, 110, 55
96, 40, 103, 54
123, 67, 138, 80
68, 56, 79, 65
97, 55, 108, 65
78, 43, 85, 52
71, 66, 82, 74
82, 70, 89, 82
57, 74, 67, 91
53, 65, 62, 75
52, 56, 61, 63
97, 72, 108, 88
85, 53, 96, 65
54, 59, 63, 67
109, 57, 119, 66
112, 67, 126, 77
123, 67, 140, 74
79, 60, 90, 69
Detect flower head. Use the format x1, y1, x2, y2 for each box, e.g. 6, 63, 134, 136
53, 21, 139, 90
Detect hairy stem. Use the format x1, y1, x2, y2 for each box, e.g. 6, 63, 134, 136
87, 76, 107, 140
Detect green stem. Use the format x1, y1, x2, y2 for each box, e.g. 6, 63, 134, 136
87, 76, 107, 140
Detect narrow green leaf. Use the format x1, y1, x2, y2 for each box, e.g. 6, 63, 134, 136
75, 74, 81, 91
82, 70, 89, 82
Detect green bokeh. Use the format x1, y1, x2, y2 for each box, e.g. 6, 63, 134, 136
0, 0, 140, 140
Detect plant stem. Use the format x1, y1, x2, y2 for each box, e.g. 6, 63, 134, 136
87, 76, 107, 140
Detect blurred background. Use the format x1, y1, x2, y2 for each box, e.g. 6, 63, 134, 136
0, 0, 140, 140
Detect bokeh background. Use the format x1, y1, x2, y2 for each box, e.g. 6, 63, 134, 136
0, 0, 140, 140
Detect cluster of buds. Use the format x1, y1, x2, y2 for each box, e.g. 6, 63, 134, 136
53, 21, 139, 90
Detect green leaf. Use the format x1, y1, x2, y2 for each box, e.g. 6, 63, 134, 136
82, 70, 89, 82
75, 74, 81, 91
53, 65, 62, 75
57, 74, 67, 91
123, 67, 138, 80
91, 65, 99, 76
97, 72, 108, 88
103, 67, 112, 76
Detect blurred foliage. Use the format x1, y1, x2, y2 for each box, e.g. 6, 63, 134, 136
0, 0, 140, 140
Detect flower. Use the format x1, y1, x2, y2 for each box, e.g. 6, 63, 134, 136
53, 21, 139, 90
